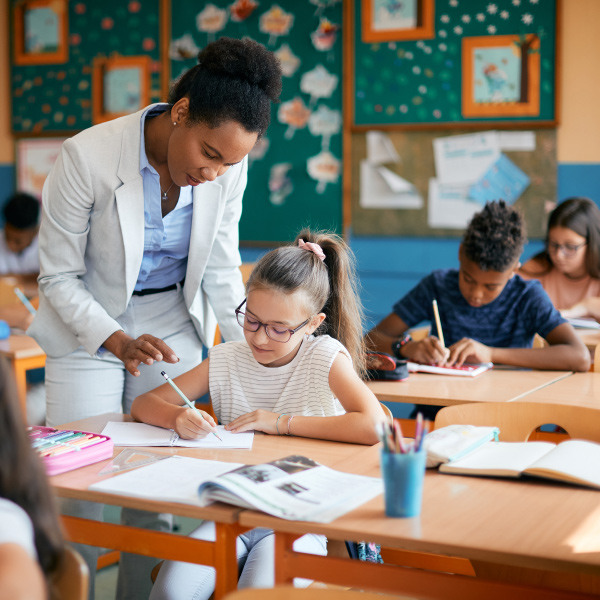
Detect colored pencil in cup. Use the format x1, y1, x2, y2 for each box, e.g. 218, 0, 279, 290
160, 371, 222, 442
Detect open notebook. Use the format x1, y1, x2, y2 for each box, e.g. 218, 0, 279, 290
101, 421, 253, 449
407, 362, 492, 377
439, 439, 600, 489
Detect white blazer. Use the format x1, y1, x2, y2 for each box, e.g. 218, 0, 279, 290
30, 105, 246, 357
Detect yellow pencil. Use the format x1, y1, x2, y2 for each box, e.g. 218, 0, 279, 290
432, 299, 445, 348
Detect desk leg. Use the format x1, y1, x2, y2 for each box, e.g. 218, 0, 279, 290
213, 523, 249, 600
11, 355, 46, 417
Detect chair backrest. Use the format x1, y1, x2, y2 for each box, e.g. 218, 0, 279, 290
594, 344, 600, 373
379, 401, 394, 425
52, 545, 89, 600
434, 401, 600, 442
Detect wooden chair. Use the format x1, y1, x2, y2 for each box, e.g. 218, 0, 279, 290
434, 401, 600, 443
594, 343, 600, 372
223, 586, 413, 600
52, 545, 89, 600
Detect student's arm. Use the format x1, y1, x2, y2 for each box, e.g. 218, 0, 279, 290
562, 296, 600, 322
0, 543, 46, 600
365, 312, 448, 365
226, 354, 386, 445
130, 359, 216, 439
447, 323, 590, 372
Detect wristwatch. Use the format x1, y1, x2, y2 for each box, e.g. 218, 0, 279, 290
391, 333, 412, 360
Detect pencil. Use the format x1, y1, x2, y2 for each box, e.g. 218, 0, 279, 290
432, 299, 445, 348
14, 287, 36, 316
160, 371, 222, 442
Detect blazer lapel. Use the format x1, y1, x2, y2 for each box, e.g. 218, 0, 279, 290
184, 181, 224, 306
115, 109, 147, 299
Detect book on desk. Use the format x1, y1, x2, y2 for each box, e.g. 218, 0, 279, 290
439, 438, 600, 489
90, 454, 382, 522
407, 362, 492, 377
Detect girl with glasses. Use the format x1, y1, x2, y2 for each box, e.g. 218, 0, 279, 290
132, 229, 385, 600
520, 197, 600, 322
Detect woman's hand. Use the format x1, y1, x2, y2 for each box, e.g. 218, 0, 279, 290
174, 407, 217, 440
402, 337, 449, 365
447, 337, 492, 366
225, 410, 281, 435
102, 331, 179, 376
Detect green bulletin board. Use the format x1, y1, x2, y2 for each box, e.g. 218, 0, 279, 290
11, 0, 162, 133
170, 0, 344, 243
354, 0, 557, 127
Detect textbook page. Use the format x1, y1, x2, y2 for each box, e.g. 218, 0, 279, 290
407, 362, 492, 377
439, 441, 555, 477
101, 421, 254, 449
524, 440, 600, 489
89, 456, 243, 504
197, 455, 383, 523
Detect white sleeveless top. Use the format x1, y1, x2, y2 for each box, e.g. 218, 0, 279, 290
208, 335, 349, 424
0, 498, 37, 559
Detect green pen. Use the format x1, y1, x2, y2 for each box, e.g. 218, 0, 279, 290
160, 371, 222, 442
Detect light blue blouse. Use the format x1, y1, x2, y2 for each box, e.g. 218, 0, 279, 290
135, 104, 193, 291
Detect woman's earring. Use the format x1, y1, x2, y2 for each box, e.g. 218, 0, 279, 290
173, 121, 177, 126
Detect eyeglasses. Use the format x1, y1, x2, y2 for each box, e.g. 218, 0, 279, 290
235, 299, 311, 343
547, 241, 587, 258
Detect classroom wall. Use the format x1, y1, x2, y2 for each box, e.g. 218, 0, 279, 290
2, 1, 599, 327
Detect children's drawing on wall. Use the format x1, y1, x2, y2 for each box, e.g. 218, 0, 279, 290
269, 163, 293, 205
429, 131, 533, 229
311, 17, 339, 61
24, 5, 60, 53
170, 34, 200, 60
278, 97, 311, 139
371, 0, 418, 32
307, 150, 340, 194
475, 47, 518, 103
259, 5, 294, 46
229, 0, 259, 22
310, 0, 342, 18
360, 131, 422, 209
308, 105, 341, 152
300, 64, 338, 108
248, 137, 270, 168
275, 44, 301, 77
196, 4, 228, 43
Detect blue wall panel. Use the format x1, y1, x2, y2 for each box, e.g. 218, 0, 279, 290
558, 164, 600, 204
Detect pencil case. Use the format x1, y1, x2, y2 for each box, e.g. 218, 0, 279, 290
28, 426, 114, 476
365, 352, 409, 381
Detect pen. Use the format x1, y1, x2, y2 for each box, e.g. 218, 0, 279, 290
14, 287, 37, 316
432, 299, 445, 348
160, 371, 222, 442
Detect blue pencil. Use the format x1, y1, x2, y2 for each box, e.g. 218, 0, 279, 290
14, 287, 36, 316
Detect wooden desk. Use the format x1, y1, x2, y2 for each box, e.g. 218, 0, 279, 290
514, 372, 600, 410
240, 444, 600, 599
367, 369, 573, 407
52, 413, 363, 599
0, 334, 46, 413
576, 328, 600, 353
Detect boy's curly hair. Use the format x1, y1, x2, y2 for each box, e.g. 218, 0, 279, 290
462, 201, 526, 271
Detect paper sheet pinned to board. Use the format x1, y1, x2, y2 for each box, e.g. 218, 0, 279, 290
366, 131, 400, 165
360, 161, 423, 209
427, 178, 479, 229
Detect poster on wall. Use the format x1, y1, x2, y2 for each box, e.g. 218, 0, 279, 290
16, 138, 65, 199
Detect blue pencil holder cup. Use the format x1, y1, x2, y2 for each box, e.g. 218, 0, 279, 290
0, 320, 9, 340
380, 447, 427, 518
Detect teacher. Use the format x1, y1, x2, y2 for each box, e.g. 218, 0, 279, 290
29, 37, 282, 600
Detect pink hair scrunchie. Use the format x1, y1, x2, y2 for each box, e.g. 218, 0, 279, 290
297, 239, 326, 262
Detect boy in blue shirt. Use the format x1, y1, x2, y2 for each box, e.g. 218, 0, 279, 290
366, 201, 590, 373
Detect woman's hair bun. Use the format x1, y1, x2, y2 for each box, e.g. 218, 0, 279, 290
197, 37, 282, 102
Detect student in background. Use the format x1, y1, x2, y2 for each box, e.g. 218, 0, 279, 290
0, 358, 64, 599
366, 201, 590, 373
132, 230, 385, 600
520, 197, 600, 322
0, 192, 40, 330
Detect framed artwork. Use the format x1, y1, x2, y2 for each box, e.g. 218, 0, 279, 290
16, 138, 65, 198
92, 55, 151, 124
362, 0, 434, 43
462, 35, 541, 119
14, 0, 68, 65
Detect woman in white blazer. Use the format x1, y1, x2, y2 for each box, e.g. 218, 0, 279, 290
29, 37, 281, 600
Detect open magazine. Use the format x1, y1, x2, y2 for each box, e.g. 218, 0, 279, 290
90, 454, 382, 523
197, 455, 383, 522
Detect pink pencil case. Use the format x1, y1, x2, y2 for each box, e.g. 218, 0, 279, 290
29, 426, 114, 476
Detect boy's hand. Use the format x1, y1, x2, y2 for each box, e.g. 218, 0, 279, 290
403, 337, 449, 365
174, 407, 216, 440
447, 338, 492, 367
226, 410, 280, 435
